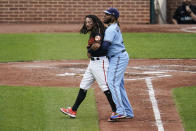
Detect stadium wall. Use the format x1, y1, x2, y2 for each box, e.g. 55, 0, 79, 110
1, 0, 196, 24
0, 0, 150, 24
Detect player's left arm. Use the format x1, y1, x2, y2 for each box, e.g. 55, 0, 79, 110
186, 5, 196, 21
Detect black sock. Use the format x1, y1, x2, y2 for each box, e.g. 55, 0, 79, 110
72, 89, 87, 111
104, 90, 116, 112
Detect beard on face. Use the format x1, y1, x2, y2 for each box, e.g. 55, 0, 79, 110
104, 18, 115, 24
103, 18, 111, 24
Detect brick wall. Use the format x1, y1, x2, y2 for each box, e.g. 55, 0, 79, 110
1, 0, 196, 25
0, 0, 150, 24
167, 0, 196, 23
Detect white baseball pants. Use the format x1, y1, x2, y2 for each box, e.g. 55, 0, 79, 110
80, 56, 109, 92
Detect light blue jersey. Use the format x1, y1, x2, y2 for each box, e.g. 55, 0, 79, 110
104, 22, 134, 118
104, 23, 125, 57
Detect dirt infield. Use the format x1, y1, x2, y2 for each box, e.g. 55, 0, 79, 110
0, 59, 196, 131
0, 24, 196, 33
0, 24, 196, 131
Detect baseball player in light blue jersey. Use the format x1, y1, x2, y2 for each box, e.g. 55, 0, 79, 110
102, 7, 134, 121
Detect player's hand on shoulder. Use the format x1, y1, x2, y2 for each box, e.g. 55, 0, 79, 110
95, 35, 101, 43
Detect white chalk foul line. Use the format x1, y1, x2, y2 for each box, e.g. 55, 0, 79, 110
56, 72, 83, 77
145, 78, 164, 131
124, 71, 172, 81
125, 74, 171, 81
130, 65, 196, 74
181, 26, 196, 33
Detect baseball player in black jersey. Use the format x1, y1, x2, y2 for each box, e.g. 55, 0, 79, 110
60, 15, 116, 118
172, 0, 196, 24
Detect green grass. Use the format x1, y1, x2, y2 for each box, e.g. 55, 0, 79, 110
0, 86, 99, 131
0, 33, 196, 131
0, 33, 88, 62
0, 33, 196, 62
172, 87, 196, 131
123, 33, 196, 59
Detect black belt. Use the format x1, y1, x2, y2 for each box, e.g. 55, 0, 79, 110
110, 49, 126, 58
91, 57, 100, 61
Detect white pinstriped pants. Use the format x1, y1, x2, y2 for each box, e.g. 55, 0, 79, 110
80, 56, 109, 92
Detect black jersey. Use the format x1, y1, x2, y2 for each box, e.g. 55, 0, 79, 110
173, 5, 196, 24
87, 34, 107, 57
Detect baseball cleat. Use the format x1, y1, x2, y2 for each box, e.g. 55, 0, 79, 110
60, 107, 76, 118
110, 113, 126, 120
108, 112, 117, 122
108, 117, 118, 122
125, 116, 134, 119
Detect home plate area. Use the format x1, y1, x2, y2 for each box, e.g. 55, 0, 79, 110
54, 59, 196, 131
